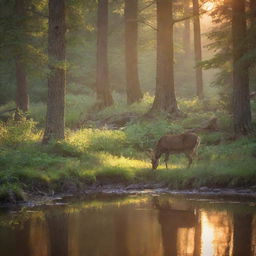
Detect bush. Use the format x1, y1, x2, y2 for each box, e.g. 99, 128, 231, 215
67, 128, 127, 155
0, 118, 39, 147
0, 183, 25, 203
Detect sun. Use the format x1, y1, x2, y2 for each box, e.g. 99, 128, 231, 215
203, 1, 215, 11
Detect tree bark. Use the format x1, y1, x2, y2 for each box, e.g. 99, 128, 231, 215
150, 0, 178, 114
232, 0, 252, 135
183, 0, 191, 58
192, 0, 204, 99
14, 0, 29, 119
15, 58, 29, 113
249, 0, 256, 29
124, 0, 143, 104
42, 0, 66, 143
248, 0, 256, 66
95, 0, 113, 109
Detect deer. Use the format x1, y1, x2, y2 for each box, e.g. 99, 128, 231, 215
147, 132, 200, 170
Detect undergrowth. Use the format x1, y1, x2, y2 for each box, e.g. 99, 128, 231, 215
0, 94, 256, 203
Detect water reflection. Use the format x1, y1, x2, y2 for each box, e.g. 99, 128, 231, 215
0, 195, 256, 256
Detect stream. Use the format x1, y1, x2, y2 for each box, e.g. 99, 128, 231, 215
0, 193, 256, 256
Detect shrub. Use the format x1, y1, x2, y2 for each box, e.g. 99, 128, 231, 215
0, 183, 25, 203
0, 118, 39, 147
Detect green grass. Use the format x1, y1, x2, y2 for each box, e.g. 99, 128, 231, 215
0, 94, 256, 203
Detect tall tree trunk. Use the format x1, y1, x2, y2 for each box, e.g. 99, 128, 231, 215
232, 0, 252, 135
15, 58, 29, 113
248, 0, 256, 96
192, 0, 204, 99
124, 0, 143, 104
183, 0, 191, 58
150, 0, 178, 114
42, 0, 66, 143
249, 0, 256, 29
95, 0, 113, 109
249, 0, 256, 66
14, 0, 29, 119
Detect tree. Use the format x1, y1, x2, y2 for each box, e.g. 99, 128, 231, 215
149, 0, 178, 114
232, 0, 252, 135
249, 0, 256, 28
183, 0, 191, 58
248, 0, 256, 69
124, 0, 143, 104
42, 0, 66, 143
192, 0, 204, 99
14, 0, 29, 118
95, 0, 113, 109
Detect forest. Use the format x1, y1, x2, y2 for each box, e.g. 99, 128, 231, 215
0, 0, 256, 204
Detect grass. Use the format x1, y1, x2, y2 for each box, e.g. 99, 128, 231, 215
0, 93, 256, 203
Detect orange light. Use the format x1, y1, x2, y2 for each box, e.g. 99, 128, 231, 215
203, 1, 215, 11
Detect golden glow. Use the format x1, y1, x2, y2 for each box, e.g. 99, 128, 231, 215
203, 1, 215, 11
177, 228, 195, 256
201, 212, 215, 256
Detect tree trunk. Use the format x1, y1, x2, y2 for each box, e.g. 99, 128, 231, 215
95, 0, 113, 109
249, 0, 256, 66
249, 0, 256, 29
232, 0, 252, 135
183, 0, 191, 58
124, 0, 143, 104
42, 0, 66, 143
15, 58, 29, 113
192, 0, 204, 99
14, 0, 29, 119
150, 0, 178, 114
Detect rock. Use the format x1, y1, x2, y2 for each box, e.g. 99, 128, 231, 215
237, 189, 252, 194
126, 184, 143, 190
250, 185, 256, 191
152, 182, 167, 189
199, 186, 209, 192
212, 188, 221, 193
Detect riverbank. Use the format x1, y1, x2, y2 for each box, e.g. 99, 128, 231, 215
1, 96, 256, 204
2, 183, 256, 208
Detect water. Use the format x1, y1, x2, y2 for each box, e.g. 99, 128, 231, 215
0, 193, 256, 256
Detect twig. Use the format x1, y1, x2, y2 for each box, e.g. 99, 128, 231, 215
139, 0, 156, 14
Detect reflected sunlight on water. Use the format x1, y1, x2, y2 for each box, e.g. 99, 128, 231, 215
0, 195, 256, 256
201, 211, 215, 256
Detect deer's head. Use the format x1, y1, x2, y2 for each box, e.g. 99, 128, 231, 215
146, 149, 159, 170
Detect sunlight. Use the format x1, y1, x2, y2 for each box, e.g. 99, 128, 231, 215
201, 212, 215, 256
177, 228, 195, 255
203, 1, 215, 11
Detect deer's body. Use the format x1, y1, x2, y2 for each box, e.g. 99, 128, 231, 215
150, 132, 200, 169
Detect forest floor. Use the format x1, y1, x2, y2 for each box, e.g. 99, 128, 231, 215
0, 93, 256, 204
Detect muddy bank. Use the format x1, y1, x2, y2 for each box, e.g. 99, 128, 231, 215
2, 183, 256, 208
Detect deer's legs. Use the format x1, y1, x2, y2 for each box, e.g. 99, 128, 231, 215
164, 153, 170, 169
185, 153, 193, 168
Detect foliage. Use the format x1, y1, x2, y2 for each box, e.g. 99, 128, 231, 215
0, 118, 39, 147
0, 96, 255, 203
